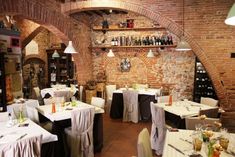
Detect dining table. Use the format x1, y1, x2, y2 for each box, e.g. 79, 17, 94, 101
0, 119, 58, 157
110, 88, 161, 121
36, 100, 104, 157
40, 86, 78, 101
154, 100, 219, 129
163, 129, 235, 157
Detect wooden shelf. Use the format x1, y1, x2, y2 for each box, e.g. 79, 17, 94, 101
91, 45, 177, 49
92, 27, 166, 32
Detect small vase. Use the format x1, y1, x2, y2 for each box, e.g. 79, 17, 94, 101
18, 111, 25, 123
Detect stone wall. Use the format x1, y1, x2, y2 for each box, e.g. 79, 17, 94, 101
91, 13, 195, 100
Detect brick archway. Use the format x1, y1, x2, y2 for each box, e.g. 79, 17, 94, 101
61, 0, 228, 105
0, 0, 93, 84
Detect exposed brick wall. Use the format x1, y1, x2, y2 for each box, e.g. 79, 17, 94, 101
91, 12, 195, 100
61, 0, 235, 107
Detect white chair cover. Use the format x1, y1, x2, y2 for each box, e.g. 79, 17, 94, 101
54, 90, 71, 102
157, 96, 169, 103
25, 101, 40, 123
0, 135, 42, 157
137, 128, 153, 157
123, 90, 139, 123
185, 117, 220, 130
79, 86, 84, 101
65, 107, 95, 157
200, 97, 219, 107
43, 97, 54, 105
150, 102, 166, 155
0, 112, 9, 122
90, 97, 105, 109
105, 85, 116, 113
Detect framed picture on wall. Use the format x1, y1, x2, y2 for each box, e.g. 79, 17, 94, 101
10, 37, 21, 54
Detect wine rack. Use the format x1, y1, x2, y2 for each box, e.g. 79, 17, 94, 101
47, 47, 74, 87
193, 58, 217, 102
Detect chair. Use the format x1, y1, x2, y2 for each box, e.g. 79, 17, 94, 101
200, 97, 219, 107
91, 97, 105, 109
65, 107, 95, 157
0, 135, 42, 157
25, 100, 52, 132
0, 112, 9, 122
43, 97, 54, 105
185, 117, 220, 130
220, 112, 235, 133
137, 128, 153, 157
33, 87, 43, 105
79, 85, 84, 101
157, 96, 169, 103
150, 102, 166, 155
199, 108, 219, 118
105, 85, 116, 113
123, 90, 139, 123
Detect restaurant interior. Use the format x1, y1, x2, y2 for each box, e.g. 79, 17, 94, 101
0, 0, 235, 157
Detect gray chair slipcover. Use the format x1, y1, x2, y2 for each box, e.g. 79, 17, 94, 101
137, 128, 153, 157
150, 102, 166, 155
123, 90, 139, 123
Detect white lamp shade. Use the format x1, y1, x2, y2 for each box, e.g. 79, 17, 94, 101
225, 3, 235, 25
176, 38, 191, 51
64, 41, 77, 54
107, 49, 115, 57
52, 50, 60, 58
147, 49, 155, 58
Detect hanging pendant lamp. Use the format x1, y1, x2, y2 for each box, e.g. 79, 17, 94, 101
52, 50, 60, 58
64, 1, 78, 54
176, 0, 191, 51
147, 49, 155, 58
225, 3, 235, 26
64, 41, 77, 54
107, 49, 115, 57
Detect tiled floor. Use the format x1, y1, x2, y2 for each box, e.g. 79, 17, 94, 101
95, 113, 161, 157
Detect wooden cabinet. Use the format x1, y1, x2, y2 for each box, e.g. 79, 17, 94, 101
193, 58, 217, 102
0, 54, 6, 111
85, 90, 97, 104
47, 47, 74, 86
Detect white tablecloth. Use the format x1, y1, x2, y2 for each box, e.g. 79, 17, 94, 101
154, 100, 218, 119
36, 100, 104, 122
40, 87, 77, 99
0, 119, 57, 146
114, 88, 161, 97
163, 129, 235, 157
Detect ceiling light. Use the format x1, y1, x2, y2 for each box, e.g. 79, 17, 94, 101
175, 38, 191, 51
107, 49, 115, 57
64, 41, 77, 54
225, 3, 235, 25
176, 0, 191, 51
64, 1, 78, 54
147, 49, 155, 58
52, 50, 60, 58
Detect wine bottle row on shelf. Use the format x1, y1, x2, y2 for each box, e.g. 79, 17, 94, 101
196, 78, 211, 81
110, 34, 174, 46
194, 92, 215, 96
196, 84, 213, 89
196, 70, 207, 73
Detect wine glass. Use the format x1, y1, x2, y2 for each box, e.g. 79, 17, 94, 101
192, 131, 202, 155
219, 128, 229, 150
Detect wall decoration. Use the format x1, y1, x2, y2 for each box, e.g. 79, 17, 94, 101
120, 58, 131, 72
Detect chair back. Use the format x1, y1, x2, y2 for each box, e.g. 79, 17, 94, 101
33, 87, 40, 98
25, 101, 40, 123
106, 85, 116, 99
0, 112, 9, 122
185, 117, 220, 130
43, 97, 54, 105
150, 102, 166, 155
79, 85, 83, 101
137, 128, 153, 157
200, 97, 219, 107
70, 107, 95, 157
123, 90, 139, 123
91, 97, 105, 109
199, 108, 219, 118
220, 112, 235, 133
0, 135, 42, 157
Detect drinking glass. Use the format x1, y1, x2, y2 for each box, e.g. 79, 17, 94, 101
192, 131, 202, 154
219, 128, 229, 150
